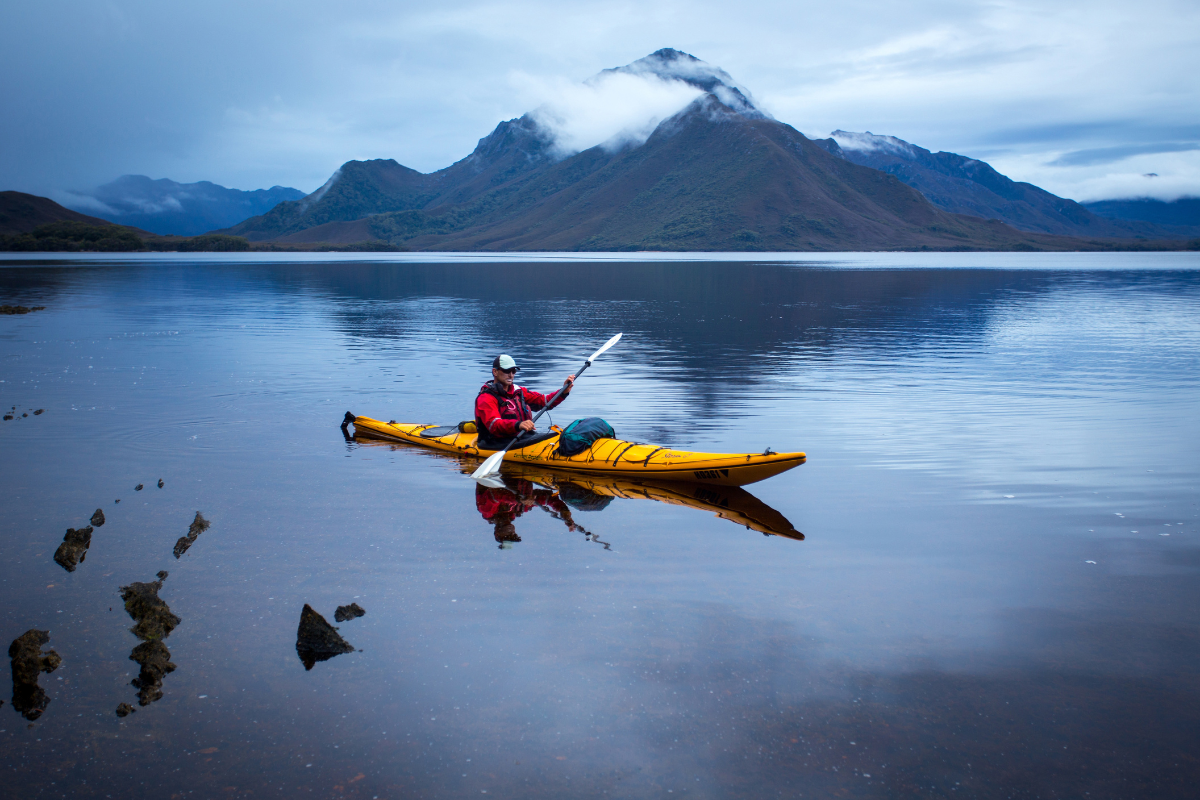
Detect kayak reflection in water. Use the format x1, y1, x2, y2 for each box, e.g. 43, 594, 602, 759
345, 437, 803, 545
474, 475, 611, 549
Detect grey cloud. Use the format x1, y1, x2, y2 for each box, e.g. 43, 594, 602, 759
1, 0, 1198, 202
1049, 142, 1200, 168
980, 121, 1200, 148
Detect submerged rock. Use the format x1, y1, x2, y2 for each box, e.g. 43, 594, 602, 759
8, 629, 61, 721
334, 603, 366, 622
115, 702, 135, 717
130, 640, 176, 706
119, 574, 180, 640
53, 525, 93, 572
135, 484, 143, 491
90, 508, 105, 527
157, 479, 164, 488
173, 512, 210, 558
296, 604, 354, 670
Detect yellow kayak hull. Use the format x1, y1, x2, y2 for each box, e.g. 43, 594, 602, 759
350, 415, 806, 487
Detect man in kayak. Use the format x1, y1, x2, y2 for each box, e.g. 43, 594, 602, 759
474, 354, 574, 450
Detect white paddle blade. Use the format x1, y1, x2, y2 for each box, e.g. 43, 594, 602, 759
587, 332, 622, 363
471, 450, 506, 482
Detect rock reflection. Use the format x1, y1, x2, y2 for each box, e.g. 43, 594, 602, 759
8, 630, 61, 720
119, 570, 179, 707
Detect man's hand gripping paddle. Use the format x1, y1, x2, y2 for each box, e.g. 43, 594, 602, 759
471, 333, 622, 485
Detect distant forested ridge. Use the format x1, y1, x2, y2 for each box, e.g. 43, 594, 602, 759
1082, 197, 1200, 236
0, 192, 402, 251
0, 221, 250, 252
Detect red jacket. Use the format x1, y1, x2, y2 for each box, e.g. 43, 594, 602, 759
474, 380, 568, 442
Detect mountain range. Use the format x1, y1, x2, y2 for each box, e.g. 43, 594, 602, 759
1082, 197, 1200, 234
815, 132, 1198, 239
62, 176, 305, 236
221, 49, 1150, 252
12, 49, 1195, 251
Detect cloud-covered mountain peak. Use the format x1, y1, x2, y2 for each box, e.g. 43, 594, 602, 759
523, 49, 771, 159
599, 49, 770, 120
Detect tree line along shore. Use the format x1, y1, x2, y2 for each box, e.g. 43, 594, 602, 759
0, 220, 404, 253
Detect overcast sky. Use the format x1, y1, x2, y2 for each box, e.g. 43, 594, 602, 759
3, 0, 1197, 203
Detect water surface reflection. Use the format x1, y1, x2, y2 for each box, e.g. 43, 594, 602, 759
2, 254, 1198, 799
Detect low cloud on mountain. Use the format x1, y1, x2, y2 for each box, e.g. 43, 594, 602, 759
523, 71, 703, 157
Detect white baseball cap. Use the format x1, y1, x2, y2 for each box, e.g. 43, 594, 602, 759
492, 354, 519, 371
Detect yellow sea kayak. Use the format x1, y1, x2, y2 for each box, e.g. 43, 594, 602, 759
348, 414, 806, 487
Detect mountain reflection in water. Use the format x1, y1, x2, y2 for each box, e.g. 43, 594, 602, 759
352, 436, 803, 546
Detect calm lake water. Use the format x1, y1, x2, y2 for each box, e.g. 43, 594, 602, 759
2, 252, 1198, 799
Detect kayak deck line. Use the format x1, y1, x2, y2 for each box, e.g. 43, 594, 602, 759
348, 414, 806, 487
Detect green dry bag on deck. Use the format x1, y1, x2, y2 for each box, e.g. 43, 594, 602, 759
556, 417, 615, 457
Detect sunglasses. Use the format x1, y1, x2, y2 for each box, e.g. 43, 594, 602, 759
498, 367, 518, 375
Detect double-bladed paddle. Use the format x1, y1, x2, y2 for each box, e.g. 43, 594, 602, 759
470, 333, 622, 484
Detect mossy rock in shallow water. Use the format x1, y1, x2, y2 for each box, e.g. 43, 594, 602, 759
53, 525, 93, 572
8, 629, 61, 720
120, 573, 180, 641
296, 604, 354, 670
335, 602, 366, 622
8, 629, 61, 684
173, 512, 210, 558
